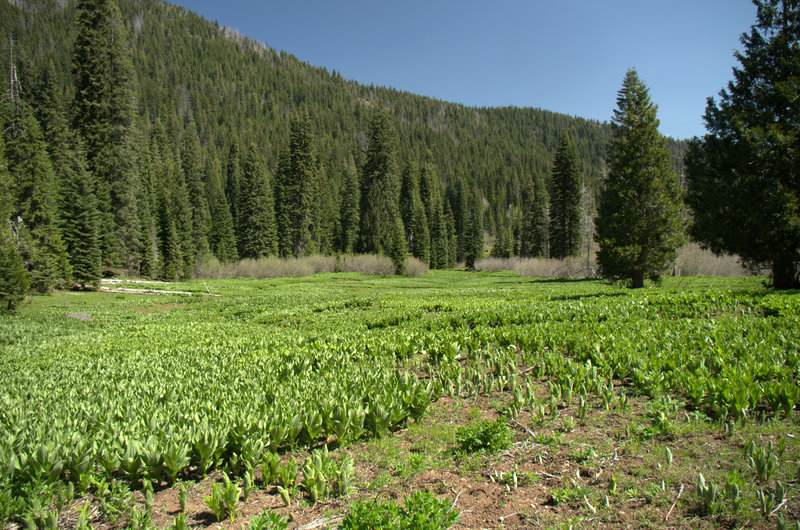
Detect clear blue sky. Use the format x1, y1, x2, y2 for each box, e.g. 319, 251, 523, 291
173, 0, 756, 140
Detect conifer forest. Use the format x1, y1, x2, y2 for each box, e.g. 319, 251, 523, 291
1, 0, 693, 292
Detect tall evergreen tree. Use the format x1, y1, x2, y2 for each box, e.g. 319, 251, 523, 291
226, 140, 242, 245
685, 0, 800, 289
419, 161, 447, 268
59, 137, 101, 288
451, 177, 471, 263
400, 162, 430, 264
2, 101, 70, 291
34, 62, 101, 285
239, 148, 277, 258
549, 136, 582, 259
400, 162, 419, 239
390, 216, 407, 274
595, 69, 686, 288
313, 164, 339, 254
181, 119, 211, 260
277, 115, 317, 257
0, 135, 29, 311
360, 110, 403, 255
72, 0, 140, 270
153, 138, 192, 279
339, 154, 360, 254
465, 192, 484, 269
520, 174, 549, 257
492, 210, 513, 258
205, 153, 238, 262
159, 216, 182, 281
137, 141, 159, 278
444, 201, 458, 268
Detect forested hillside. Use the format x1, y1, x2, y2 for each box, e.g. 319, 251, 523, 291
0, 0, 686, 289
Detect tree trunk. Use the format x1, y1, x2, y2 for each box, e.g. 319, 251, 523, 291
772, 255, 800, 290
631, 270, 645, 289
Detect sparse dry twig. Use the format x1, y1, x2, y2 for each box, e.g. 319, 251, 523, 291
665, 484, 684, 522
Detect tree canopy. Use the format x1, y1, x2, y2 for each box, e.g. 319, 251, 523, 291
549, 136, 582, 259
595, 69, 686, 288
685, 0, 800, 289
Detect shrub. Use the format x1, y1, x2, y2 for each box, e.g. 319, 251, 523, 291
340, 490, 458, 530
194, 253, 397, 279
337, 254, 395, 275
403, 257, 428, 276
674, 243, 748, 276
455, 418, 512, 454
475, 256, 596, 279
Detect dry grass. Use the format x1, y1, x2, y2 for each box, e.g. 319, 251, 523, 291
403, 256, 429, 276
674, 243, 748, 276
194, 253, 405, 278
337, 254, 396, 275
477, 244, 751, 279
476, 256, 597, 278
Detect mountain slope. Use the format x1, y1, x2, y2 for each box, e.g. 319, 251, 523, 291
0, 0, 685, 277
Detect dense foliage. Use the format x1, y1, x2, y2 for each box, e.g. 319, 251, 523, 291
0, 272, 797, 524
548, 136, 582, 259
685, 0, 800, 289
595, 70, 686, 287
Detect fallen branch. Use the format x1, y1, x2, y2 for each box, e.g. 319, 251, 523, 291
540, 472, 562, 480
450, 489, 463, 511
510, 418, 536, 437
300, 516, 344, 529
769, 498, 787, 517
665, 484, 684, 522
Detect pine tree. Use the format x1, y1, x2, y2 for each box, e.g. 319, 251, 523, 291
173, 158, 195, 279
400, 163, 430, 264
549, 136, 582, 259
226, 141, 242, 245
313, 164, 339, 255
0, 135, 29, 311
73, 0, 141, 270
181, 119, 211, 260
419, 160, 447, 268
59, 137, 101, 288
360, 110, 403, 255
390, 216, 407, 274
465, 192, 484, 269
2, 102, 70, 291
160, 217, 182, 281
153, 140, 192, 279
520, 175, 549, 257
492, 210, 513, 258
339, 154, 360, 253
35, 63, 101, 286
444, 201, 458, 268
451, 178, 471, 263
136, 142, 159, 278
277, 115, 317, 257
595, 69, 686, 288
239, 148, 277, 258
685, 0, 800, 289
400, 162, 418, 241
205, 153, 238, 262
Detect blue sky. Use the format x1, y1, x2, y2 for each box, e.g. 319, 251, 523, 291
173, 0, 756, 139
